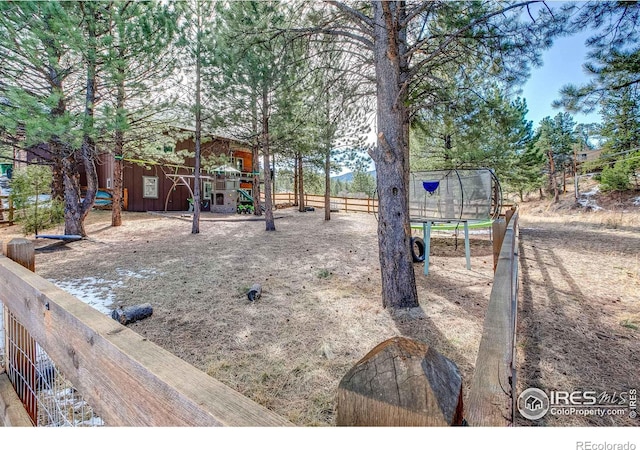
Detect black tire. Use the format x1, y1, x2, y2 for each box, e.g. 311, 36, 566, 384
411, 236, 425, 263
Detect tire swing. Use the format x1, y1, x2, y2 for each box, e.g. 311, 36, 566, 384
410, 236, 425, 262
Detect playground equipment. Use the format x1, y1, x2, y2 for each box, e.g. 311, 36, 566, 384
409, 169, 502, 274
236, 188, 264, 214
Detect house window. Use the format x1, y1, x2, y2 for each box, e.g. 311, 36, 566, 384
235, 157, 244, 172
143, 176, 159, 199
215, 193, 224, 205
203, 181, 212, 200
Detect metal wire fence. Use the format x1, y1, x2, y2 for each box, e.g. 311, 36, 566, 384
1, 302, 104, 426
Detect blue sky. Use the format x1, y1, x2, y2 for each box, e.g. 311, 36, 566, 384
520, 29, 601, 129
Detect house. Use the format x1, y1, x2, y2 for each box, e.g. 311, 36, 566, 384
95, 130, 256, 213
577, 148, 603, 162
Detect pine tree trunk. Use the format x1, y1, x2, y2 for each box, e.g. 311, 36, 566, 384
251, 88, 262, 216
262, 84, 275, 231
371, 2, 418, 308
63, 155, 86, 236
66, 8, 99, 237
111, 65, 125, 228
297, 153, 305, 212
293, 159, 298, 206
548, 149, 558, 203
325, 146, 331, 221
192, 1, 202, 234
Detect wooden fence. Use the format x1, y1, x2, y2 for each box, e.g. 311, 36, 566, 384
336, 209, 520, 426
2, 204, 519, 427
0, 238, 292, 427
0, 195, 15, 225
466, 210, 519, 425
264, 192, 379, 214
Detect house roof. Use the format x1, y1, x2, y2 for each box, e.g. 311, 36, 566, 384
171, 124, 250, 147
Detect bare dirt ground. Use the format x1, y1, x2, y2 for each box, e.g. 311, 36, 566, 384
514, 185, 640, 427
1, 181, 638, 427
0, 207, 495, 426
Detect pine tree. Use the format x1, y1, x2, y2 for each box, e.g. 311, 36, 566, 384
316, 1, 569, 307
213, 1, 308, 231
102, 1, 180, 227
555, 2, 640, 113
0, 1, 107, 236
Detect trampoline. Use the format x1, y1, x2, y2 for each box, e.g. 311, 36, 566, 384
409, 169, 502, 274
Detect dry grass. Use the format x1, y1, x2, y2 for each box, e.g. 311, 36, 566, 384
2, 178, 638, 427
1, 208, 494, 426
514, 182, 640, 427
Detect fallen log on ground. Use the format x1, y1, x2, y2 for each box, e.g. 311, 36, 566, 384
111, 303, 153, 325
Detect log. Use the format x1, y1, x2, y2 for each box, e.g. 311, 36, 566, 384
111, 303, 153, 325
336, 336, 464, 426
247, 284, 262, 302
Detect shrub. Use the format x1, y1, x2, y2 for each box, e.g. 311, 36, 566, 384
600, 162, 631, 192
9, 165, 64, 234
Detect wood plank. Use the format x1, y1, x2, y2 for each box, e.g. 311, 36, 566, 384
0, 371, 34, 427
466, 212, 518, 426
492, 218, 506, 272
0, 256, 292, 426
4, 239, 38, 423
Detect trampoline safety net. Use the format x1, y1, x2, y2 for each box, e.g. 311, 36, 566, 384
409, 169, 496, 221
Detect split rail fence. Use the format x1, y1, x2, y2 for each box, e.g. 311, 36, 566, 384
334, 210, 520, 426
263, 192, 379, 214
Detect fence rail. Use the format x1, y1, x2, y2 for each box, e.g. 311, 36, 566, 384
0, 238, 291, 427
466, 210, 519, 426
264, 192, 379, 214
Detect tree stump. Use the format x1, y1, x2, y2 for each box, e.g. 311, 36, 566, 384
336, 336, 464, 426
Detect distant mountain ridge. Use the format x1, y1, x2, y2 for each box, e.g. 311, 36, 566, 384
331, 170, 377, 183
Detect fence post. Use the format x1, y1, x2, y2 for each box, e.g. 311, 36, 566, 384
4, 238, 37, 424
492, 218, 506, 272
344, 197, 348, 212
336, 337, 464, 426
9, 197, 14, 223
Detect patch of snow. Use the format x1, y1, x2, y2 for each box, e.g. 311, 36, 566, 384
577, 186, 604, 211
115, 267, 157, 279
48, 267, 159, 315
51, 278, 118, 314
633, 196, 640, 206
581, 186, 600, 197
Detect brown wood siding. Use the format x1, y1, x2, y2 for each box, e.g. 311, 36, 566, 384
95, 134, 253, 212
123, 162, 193, 212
